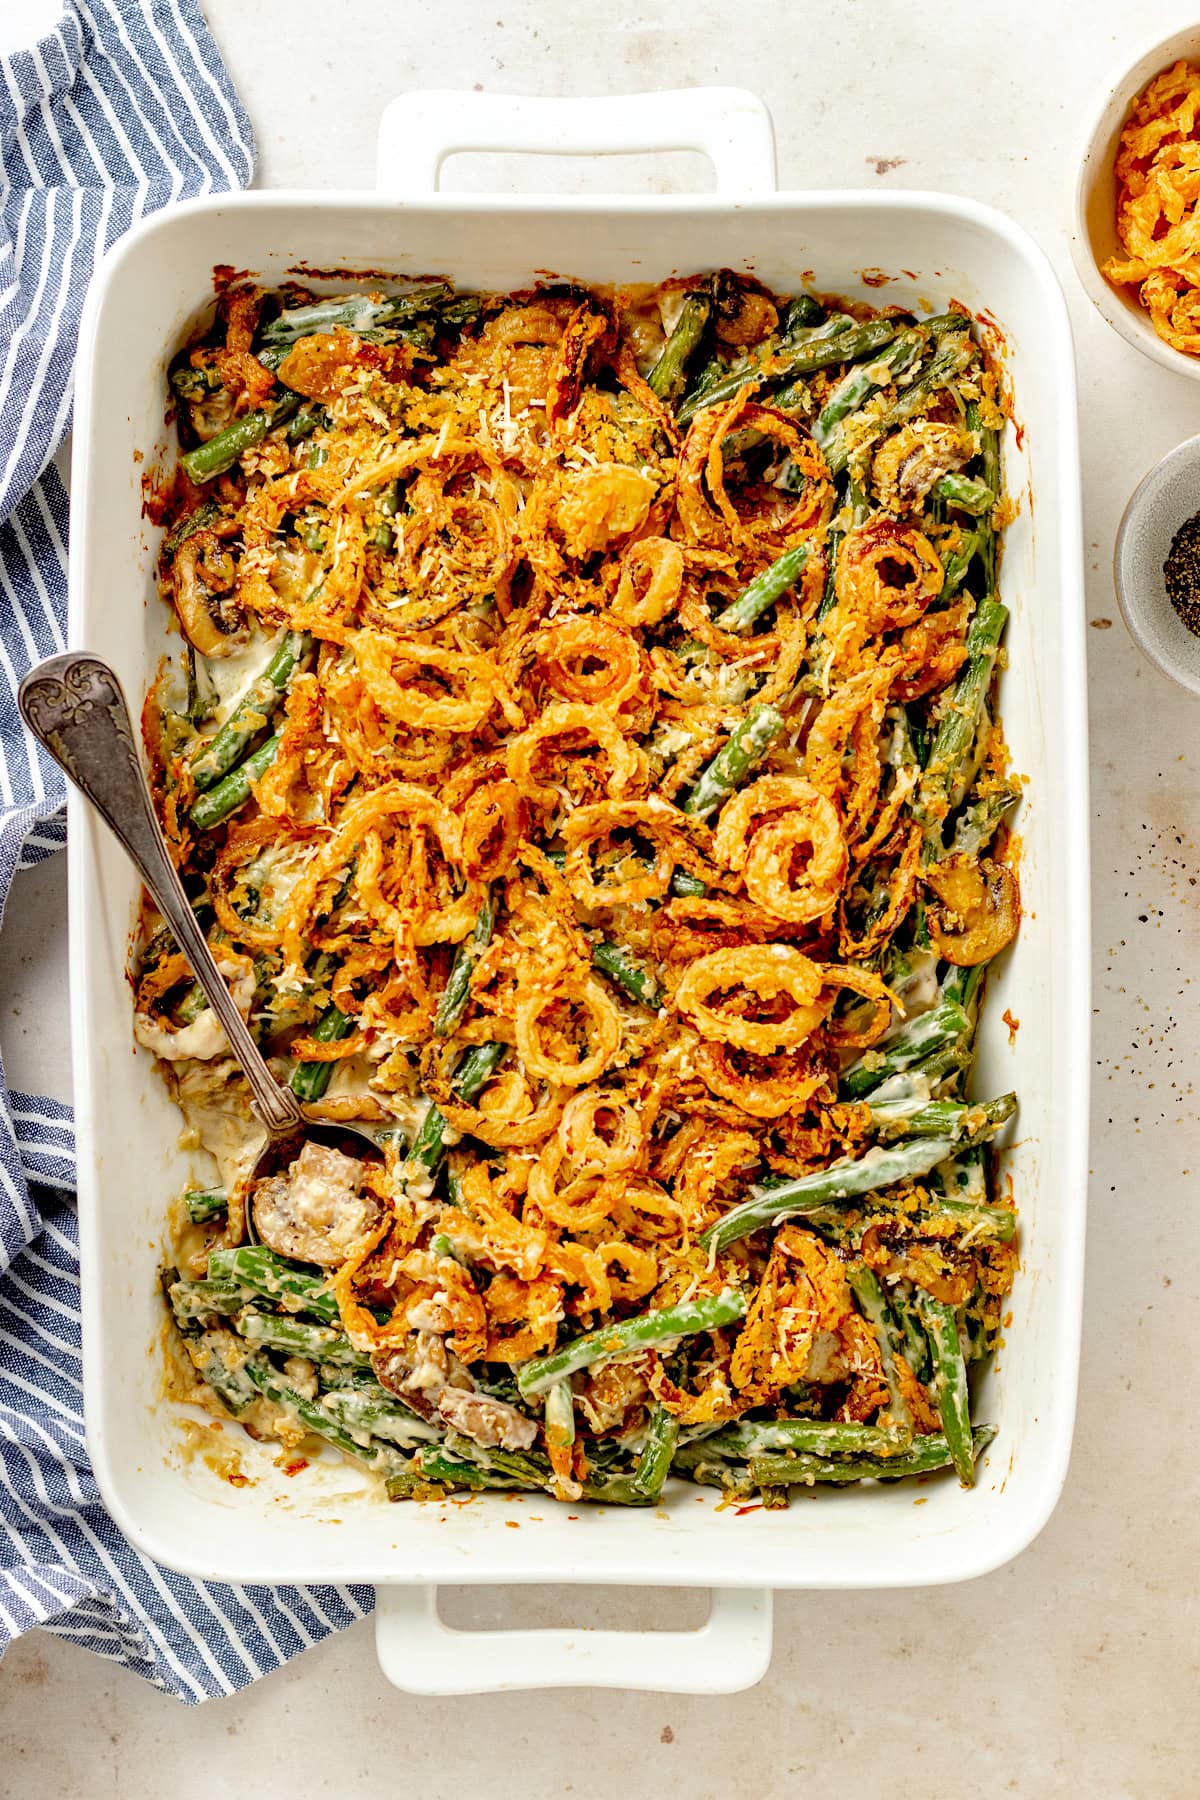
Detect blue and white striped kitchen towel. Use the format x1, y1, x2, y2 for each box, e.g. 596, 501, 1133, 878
0, 1, 372, 1702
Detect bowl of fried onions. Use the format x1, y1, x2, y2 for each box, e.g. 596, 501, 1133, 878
1073, 26, 1200, 377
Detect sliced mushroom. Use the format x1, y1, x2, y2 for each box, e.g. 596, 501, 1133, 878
371, 1332, 536, 1451
435, 1385, 538, 1452
251, 1140, 378, 1268
924, 853, 1020, 966
711, 271, 778, 346
372, 1333, 453, 1419
872, 420, 974, 513
173, 530, 246, 658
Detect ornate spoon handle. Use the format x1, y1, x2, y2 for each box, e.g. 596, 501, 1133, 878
19, 652, 303, 1139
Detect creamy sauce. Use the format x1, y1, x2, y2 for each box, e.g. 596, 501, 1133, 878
206, 629, 284, 723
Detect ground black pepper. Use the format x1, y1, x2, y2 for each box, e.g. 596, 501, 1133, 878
1164, 512, 1200, 634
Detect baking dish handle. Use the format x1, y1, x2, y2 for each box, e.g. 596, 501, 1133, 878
375, 88, 776, 196
374, 1584, 772, 1695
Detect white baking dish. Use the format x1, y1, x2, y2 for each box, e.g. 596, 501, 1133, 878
67, 88, 1089, 1696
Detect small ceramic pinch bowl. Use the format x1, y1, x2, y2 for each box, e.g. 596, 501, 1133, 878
1072, 23, 1200, 380
1114, 433, 1200, 695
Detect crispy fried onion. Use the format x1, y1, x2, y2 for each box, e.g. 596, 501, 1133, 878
398, 452, 522, 606
677, 389, 833, 556
555, 464, 657, 559
278, 783, 468, 967
558, 1086, 645, 1174
461, 778, 528, 878
674, 945, 833, 1052
562, 796, 712, 907
515, 977, 622, 1088
695, 1038, 831, 1119
531, 614, 644, 709
505, 701, 642, 806
675, 944, 890, 1054
805, 657, 899, 844
333, 1217, 487, 1362
610, 536, 685, 628
423, 1036, 564, 1148
839, 820, 923, 961
830, 519, 944, 651
731, 1225, 887, 1409
1102, 62, 1200, 355
350, 629, 496, 732
714, 775, 847, 923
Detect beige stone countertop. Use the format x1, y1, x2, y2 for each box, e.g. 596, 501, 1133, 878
0, 1, 1197, 1794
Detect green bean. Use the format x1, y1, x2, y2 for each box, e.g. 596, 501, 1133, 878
683, 703, 786, 819
924, 1197, 1017, 1246
781, 294, 824, 333
434, 890, 495, 1037
591, 940, 662, 1008
184, 1331, 258, 1417
633, 1405, 680, 1499
916, 1296, 976, 1484
647, 293, 712, 403
368, 478, 402, 549
939, 526, 983, 595
669, 869, 708, 899
931, 472, 994, 515
260, 283, 454, 346
406, 1042, 507, 1173
517, 1289, 746, 1398
878, 334, 975, 435
165, 1275, 247, 1325
703, 1419, 907, 1458
241, 1358, 409, 1473
175, 985, 209, 1026
700, 1137, 957, 1257
816, 475, 869, 624
747, 1426, 995, 1487
893, 1291, 932, 1382
817, 318, 971, 474
866, 1091, 1016, 1143
189, 732, 281, 830
951, 784, 1019, 857
814, 333, 924, 470
191, 632, 311, 791
544, 1380, 575, 1451
671, 1446, 756, 1498
967, 399, 1001, 595
841, 1000, 969, 1099
412, 1443, 654, 1507
676, 314, 860, 424
184, 1187, 226, 1225
430, 1231, 468, 1266
917, 598, 1008, 852
233, 1309, 370, 1367
163, 498, 219, 557
181, 393, 302, 483
169, 359, 220, 401
316, 1384, 442, 1446
289, 1005, 355, 1102
286, 404, 327, 444
847, 1264, 914, 1432
207, 1246, 339, 1324
714, 543, 810, 634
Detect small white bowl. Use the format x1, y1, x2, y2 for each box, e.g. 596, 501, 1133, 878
1071, 23, 1200, 380
1114, 433, 1200, 694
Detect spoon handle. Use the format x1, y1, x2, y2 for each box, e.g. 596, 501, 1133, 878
19, 652, 303, 1140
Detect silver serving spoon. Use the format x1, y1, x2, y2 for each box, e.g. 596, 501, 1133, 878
18, 652, 381, 1236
